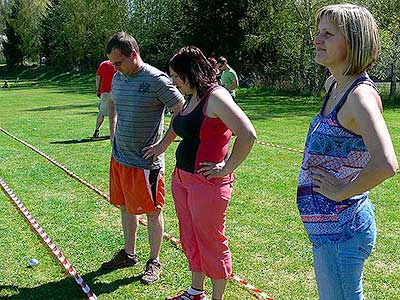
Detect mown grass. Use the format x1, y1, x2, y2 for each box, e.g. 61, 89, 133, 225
0, 67, 399, 300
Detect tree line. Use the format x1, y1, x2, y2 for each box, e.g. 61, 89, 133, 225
0, 0, 399, 97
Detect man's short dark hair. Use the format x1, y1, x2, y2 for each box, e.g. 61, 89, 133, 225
217, 56, 227, 64
106, 32, 139, 56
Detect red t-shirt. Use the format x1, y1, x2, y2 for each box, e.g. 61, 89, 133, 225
96, 60, 116, 94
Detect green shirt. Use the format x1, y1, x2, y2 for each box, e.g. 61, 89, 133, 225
220, 66, 239, 98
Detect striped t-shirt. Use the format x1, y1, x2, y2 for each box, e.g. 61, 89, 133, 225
111, 64, 184, 170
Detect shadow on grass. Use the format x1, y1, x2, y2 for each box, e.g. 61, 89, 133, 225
0, 268, 142, 300
1, 82, 39, 89
50, 136, 110, 144
1, 84, 94, 96
0, 65, 93, 84
23, 104, 95, 112
78, 111, 99, 116
47, 87, 94, 95
0, 65, 95, 95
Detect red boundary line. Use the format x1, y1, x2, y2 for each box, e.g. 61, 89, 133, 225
0, 126, 273, 300
0, 177, 97, 300
166, 121, 303, 154
255, 140, 303, 153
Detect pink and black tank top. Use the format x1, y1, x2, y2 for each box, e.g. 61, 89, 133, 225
172, 85, 232, 173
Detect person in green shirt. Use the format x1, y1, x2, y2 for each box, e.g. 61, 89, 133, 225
217, 56, 239, 100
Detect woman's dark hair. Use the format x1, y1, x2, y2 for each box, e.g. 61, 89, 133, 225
168, 46, 216, 97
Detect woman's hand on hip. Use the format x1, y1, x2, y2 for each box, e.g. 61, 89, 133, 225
310, 167, 353, 201
197, 161, 228, 180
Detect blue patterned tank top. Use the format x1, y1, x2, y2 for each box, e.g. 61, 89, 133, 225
297, 76, 377, 245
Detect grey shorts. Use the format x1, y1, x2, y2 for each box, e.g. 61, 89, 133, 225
98, 93, 111, 116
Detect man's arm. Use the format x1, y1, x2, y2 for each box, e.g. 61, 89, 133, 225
96, 75, 102, 97
227, 78, 238, 92
108, 96, 117, 145
227, 71, 239, 92
160, 101, 184, 147
142, 101, 184, 159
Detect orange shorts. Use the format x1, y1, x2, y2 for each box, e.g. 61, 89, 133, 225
109, 157, 166, 214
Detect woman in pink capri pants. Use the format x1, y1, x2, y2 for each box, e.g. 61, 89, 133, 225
166, 46, 256, 300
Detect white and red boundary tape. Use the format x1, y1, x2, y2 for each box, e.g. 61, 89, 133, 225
166, 121, 303, 154
0, 127, 109, 200
255, 140, 303, 154
230, 274, 273, 300
0, 177, 97, 300
0, 127, 273, 299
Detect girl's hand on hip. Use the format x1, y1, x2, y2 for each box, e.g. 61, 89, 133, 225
197, 161, 228, 180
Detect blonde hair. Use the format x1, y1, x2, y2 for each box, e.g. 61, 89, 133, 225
316, 4, 380, 75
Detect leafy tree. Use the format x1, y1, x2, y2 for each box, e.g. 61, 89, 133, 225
39, 0, 131, 69
291, 0, 334, 93
40, 0, 73, 67
65, 0, 130, 69
180, 0, 247, 68
242, 0, 322, 90
2, 0, 23, 67
366, 0, 400, 102
5, 0, 52, 63
0, 0, 12, 33
2, 0, 399, 102
126, 0, 186, 69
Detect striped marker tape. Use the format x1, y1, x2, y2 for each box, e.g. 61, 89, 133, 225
0, 127, 109, 200
230, 274, 273, 300
0, 177, 97, 300
255, 140, 303, 154
0, 127, 273, 299
166, 121, 303, 154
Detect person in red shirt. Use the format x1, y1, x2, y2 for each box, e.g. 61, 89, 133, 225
93, 60, 116, 138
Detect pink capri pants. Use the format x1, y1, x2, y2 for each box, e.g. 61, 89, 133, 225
171, 167, 235, 279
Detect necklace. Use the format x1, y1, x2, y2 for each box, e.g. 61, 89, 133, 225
182, 94, 199, 111
330, 77, 357, 102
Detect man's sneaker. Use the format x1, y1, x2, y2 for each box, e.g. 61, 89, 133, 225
101, 249, 138, 270
92, 130, 99, 138
141, 258, 162, 284
166, 290, 207, 300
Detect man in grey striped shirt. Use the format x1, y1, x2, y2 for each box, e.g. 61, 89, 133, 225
101, 32, 184, 285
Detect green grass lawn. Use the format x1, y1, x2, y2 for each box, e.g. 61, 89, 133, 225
0, 68, 399, 300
